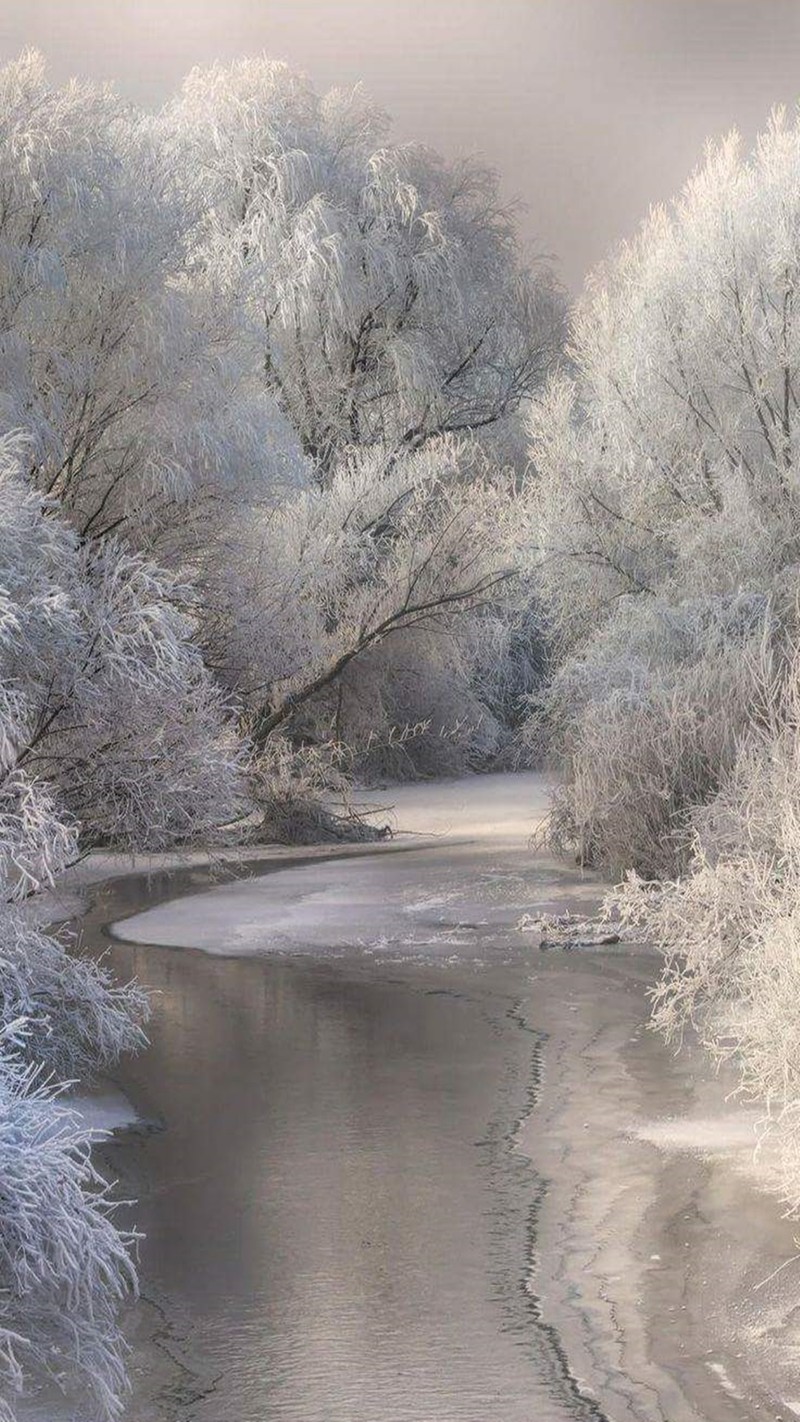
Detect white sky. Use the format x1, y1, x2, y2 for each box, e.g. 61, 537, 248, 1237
2, 0, 800, 288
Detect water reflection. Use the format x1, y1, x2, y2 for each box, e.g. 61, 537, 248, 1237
82, 860, 598, 1422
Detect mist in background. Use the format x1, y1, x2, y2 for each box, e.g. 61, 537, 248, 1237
2, 0, 800, 288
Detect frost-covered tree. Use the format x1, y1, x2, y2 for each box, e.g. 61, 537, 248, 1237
528, 108, 800, 871
198, 434, 526, 782
0, 49, 296, 551
162, 57, 560, 768
169, 56, 563, 484
0, 434, 243, 850
611, 639, 800, 1214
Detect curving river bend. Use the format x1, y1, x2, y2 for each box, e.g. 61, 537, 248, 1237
83, 776, 603, 1422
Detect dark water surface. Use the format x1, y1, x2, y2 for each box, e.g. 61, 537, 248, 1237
81, 856, 599, 1422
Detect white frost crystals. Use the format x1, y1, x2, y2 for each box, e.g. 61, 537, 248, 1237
0, 1042, 138, 1422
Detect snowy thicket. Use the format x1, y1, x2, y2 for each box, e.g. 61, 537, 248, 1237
199, 435, 526, 772
0, 435, 243, 851
530, 594, 773, 874
528, 111, 800, 872
0, 49, 559, 787
0, 1051, 138, 1422
611, 646, 800, 1211
0, 434, 248, 1417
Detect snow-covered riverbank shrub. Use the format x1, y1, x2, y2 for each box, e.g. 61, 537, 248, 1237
0, 435, 244, 851
528, 108, 800, 871
612, 644, 800, 1212
0, 1047, 137, 1422
0, 789, 144, 1422
530, 594, 775, 874
526, 101, 800, 1210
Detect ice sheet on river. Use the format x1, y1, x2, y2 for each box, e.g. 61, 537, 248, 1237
111, 772, 598, 958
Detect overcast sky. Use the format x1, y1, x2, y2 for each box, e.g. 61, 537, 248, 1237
2, 0, 800, 288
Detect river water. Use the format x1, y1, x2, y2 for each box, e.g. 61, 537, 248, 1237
80, 803, 606, 1422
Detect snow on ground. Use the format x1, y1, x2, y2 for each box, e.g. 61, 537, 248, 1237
110, 772, 576, 957
63, 1082, 143, 1139
634, 1111, 765, 1156
353, 770, 553, 840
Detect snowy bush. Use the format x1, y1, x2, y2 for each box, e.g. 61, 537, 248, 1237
0, 913, 148, 1081
530, 594, 775, 875
0, 1044, 137, 1421
611, 643, 800, 1211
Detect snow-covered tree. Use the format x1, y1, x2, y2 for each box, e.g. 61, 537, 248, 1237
528, 107, 800, 871
162, 57, 560, 767
169, 56, 563, 484
0, 434, 243, 850
198, 434, 526, 776
0, 49, 297, 553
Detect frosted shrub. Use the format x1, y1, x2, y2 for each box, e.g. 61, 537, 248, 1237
529, 595, 772, 875
0, 912, 148, 1081
0, 300, 239, 1418
247, 736, 383, 844
609, 641, 800, 1211
0, 1042, 136, 1421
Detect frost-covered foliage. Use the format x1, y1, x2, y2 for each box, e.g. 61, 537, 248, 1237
200, 434, 528, 772
0, 49, 556, 795
611, 645, 800, 1212
0, 821, 143, 1421
247, 736, 385, 844
0, 49, 297, 546
530, 594, 774, 874
165, 56, 560, 769
169, 55, 562, 482
0, 916, 148, 1082
0, 1048, 137, 1422
528, 107, 800, 870
527, 102, 800, 1211
0, 434, 243, 850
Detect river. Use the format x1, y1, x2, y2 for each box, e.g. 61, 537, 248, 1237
80, 775, 603, 1422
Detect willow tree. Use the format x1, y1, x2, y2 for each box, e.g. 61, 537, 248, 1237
165, 58, 561, 770
170, 56, 563, 484
0, 49, 291, 554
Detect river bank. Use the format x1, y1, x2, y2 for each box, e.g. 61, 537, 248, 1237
23, 772, 800, 1421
